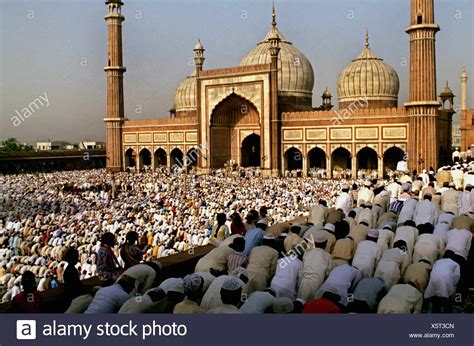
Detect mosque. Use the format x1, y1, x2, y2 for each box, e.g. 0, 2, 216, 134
103, 0, 472, 177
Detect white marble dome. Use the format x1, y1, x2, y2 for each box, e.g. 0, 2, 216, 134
337, 35, 399, 107
174, 70, 197, 113
239, 26, 314, 99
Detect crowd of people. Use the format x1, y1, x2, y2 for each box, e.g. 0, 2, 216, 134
0, 159, 473, 314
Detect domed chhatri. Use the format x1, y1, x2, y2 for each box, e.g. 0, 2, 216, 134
440, 81, 454, 97
337, 30, 400, 109
239, 7, 314, 110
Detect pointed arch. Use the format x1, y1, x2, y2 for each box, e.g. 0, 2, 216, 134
284, 147, 303, 171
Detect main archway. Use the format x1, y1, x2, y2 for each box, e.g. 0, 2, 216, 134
210, 93, 260, 169
308, 147, 326, 169
241, 134, 261, 167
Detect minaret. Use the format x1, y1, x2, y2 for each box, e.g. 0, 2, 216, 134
268, 3, 281, 176
194, 39, 205, 169
460, 67, 470, 150
194, 39, 205, 75
461, 67, 468, 112
104, 0, 126, 172
405, 0, 440, 171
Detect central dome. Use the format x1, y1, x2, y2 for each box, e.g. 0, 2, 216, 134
337, 32, 399, 109
239, 15, 314, 101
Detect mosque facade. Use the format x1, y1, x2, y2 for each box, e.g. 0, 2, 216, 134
103, 0, 471, 177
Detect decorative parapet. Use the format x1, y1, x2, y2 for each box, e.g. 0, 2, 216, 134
282, 107, 408, 121
199, 64, 271, 78
123, 116, 198, 127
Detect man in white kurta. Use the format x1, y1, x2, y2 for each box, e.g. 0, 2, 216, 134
424, 258, 460, 300
413, 196, 439, 226
194, 245, 236, 273
387, 180, 402, 203
335, 185, 353, 217
357, 183, 374, 206
246, 243, 279, 294
200, 275, 246, 311
351, 233, 382, 278
413, 233, 445, 265
441, 185, 460, 216
309, 203, 328, 226
459, 185, 474, 214
374, 247, 406, 289
297, 238, 332, 301
445, 228, 472, 260
377, 283, 423, 313
239, 290, 276, 313
316, 264, 362, 306
270, 255, 303, 300
398, 198, 418, 225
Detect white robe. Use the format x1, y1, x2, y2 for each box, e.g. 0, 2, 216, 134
413, 199, 438, 226
445, 228, 472, 260
424, 259, 460, 299
352, 240, 382, 278
297, 248, 332, 301
374, 248, 405, 289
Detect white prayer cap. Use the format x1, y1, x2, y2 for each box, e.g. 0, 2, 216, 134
256, 219, 268, 226
222, 277, 242, 291
364, 181, 371, 187
272, 297, 294, 314
263, 233, 275, 240
341, 184, 349, 190
323, 223, 335, 233
313, 231, 327, 243
368, 229, 379, 238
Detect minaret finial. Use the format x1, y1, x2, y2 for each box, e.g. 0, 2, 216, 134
365, 28, 369, 48
272, 1, 277, 28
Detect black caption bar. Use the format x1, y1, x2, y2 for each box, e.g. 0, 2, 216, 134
1, 314, 473, 346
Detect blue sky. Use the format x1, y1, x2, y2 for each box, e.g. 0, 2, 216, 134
0, 0, 473, 143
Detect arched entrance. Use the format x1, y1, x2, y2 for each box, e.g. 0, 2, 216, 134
383, 146, 405, 173
332, 147, 351, 169
154, 148, 167, 169
170, 148, 184, 173
124, 148, 136, 169
186, 148, 199, 168
139, 148, 151, 170
210, 93, 260, 168
285, 147, 303, 171
241, 134, 261, 167
331, 147, 351, 178
357, 147, 378, 170
308, 147, 326, 169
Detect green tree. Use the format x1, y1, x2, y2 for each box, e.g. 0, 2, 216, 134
0, 138, 32, 152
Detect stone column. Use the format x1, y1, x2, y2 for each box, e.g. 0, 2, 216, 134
302, 154, 308, 177
351, 155, 357, 179
378, 156, 383, 179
